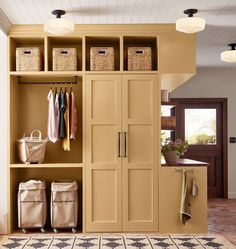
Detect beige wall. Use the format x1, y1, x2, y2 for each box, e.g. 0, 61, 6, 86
171, 67, 236, 199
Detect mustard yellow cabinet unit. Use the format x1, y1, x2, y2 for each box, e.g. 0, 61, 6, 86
159, 167, 207, 233
85, 74, 159, 232
85, 75, 122, 232
122, 75, 158, 231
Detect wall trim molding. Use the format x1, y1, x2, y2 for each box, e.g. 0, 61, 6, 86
0, 8, 12, 35
228, 192, 236, 199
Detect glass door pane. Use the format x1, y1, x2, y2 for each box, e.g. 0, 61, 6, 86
185, 109, 217, 145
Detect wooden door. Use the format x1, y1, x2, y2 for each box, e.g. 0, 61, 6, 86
122, 75, 159, 231
85, 75, 122, 232
173, 99, 227, 198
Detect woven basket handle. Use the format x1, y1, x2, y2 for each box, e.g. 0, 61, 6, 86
30, 130, 42, 140
97, 49, 107, 55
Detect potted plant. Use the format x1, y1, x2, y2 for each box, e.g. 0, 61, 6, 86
161, 138, 189, 165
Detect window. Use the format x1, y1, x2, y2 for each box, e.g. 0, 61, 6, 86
185, 109, 216, 145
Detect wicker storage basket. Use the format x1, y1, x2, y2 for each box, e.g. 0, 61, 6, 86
53, 48, 77, 71
16, 47, 43, 71
128, 47, 152, 71
90, 47, 114, 71
161, 116, 176, 128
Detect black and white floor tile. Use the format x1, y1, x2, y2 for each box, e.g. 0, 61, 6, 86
0, 237, 30, 249
24, 237, 53, 249
196, 235, 229, 249
172, 236, 203, 249
149, 236, 176, 249
0, 235, 235, 249
74, 236, 100, 249
50, 237, 75, 249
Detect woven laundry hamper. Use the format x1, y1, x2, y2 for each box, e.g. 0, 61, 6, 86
18, 180, 47, 233
16, 47, 43, 71
51, 180, 78, 233
52, 48, 77, 71
128, 47, 152, 71
90, 47, 114, 71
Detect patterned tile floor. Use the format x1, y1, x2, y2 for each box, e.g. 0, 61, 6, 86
208, 198, 236, 246
0, 235, 235, 249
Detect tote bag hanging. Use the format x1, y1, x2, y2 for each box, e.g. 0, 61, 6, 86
17, 130, 48, 164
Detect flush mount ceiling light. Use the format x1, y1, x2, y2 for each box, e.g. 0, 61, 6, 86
221, 43, 236, 62
44, 9, 74, 35
176, 9, 206, 34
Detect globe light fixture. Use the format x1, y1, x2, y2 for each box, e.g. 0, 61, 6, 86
221, 43, 236, 63
176, 9, 206, 34
44, 10, 74, 36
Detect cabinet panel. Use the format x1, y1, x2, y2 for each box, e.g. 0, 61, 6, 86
86, 166, 122, 232
159, 167, 207, 233
128, 124, 153, 163
91, 168, 121, 222
122, 75, 159, 231
92, 125, 117, 163
128, 80, 153, 119
91, 80, 118, 120
85, 75, 122, 232
128, 169, 153, 221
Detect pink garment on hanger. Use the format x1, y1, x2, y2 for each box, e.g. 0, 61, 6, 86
54, 92, 59, 141
70, 91, 77, 140
47, 89, 58, 143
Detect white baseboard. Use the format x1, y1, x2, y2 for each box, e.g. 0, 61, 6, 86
228, 192, 236, 199
0, 213, 7, 234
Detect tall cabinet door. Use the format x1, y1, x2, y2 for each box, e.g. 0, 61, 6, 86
85, 75, 122, 232
122, 75, 159, 231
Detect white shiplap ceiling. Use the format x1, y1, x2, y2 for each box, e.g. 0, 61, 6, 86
1, 0, 236, 68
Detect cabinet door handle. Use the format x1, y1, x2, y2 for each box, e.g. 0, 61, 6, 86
124, 132, 127, 157
118, 132, 121, 158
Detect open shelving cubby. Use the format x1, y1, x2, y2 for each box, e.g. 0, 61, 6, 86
47, 36, 83, 71
9, 75, 83, 165
123, 36, 158, 71
9, 37, 45, 72
9, 167, 83, 232
9, 74, 84, 232
85, 36, 120, 71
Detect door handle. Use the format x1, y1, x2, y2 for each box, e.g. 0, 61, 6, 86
118, 132, 121, 158
124, 132, 127, 158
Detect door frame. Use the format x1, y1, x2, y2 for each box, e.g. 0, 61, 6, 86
171, 98, 228, 198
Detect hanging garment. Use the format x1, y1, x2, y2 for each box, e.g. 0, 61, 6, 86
47, 89, 57, 143
54, 91, 59, 141
62, 90, 70, 151
180, 171, 191, 225
59, 90, 66, 139
70, 90, 77, 141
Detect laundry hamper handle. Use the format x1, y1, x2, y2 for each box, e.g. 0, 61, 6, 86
30, 130, 42, 140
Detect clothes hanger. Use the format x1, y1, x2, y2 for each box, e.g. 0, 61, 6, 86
70, 81, 73, 92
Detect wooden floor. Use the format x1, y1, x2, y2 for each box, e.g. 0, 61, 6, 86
208, 198, 236, 245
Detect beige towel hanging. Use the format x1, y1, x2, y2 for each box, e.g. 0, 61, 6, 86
191, 178, 199, 197
180, 170, 191, 225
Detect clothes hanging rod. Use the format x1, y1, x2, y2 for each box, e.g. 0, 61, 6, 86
17, 76, 78, 85
173, 168, 194, 173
